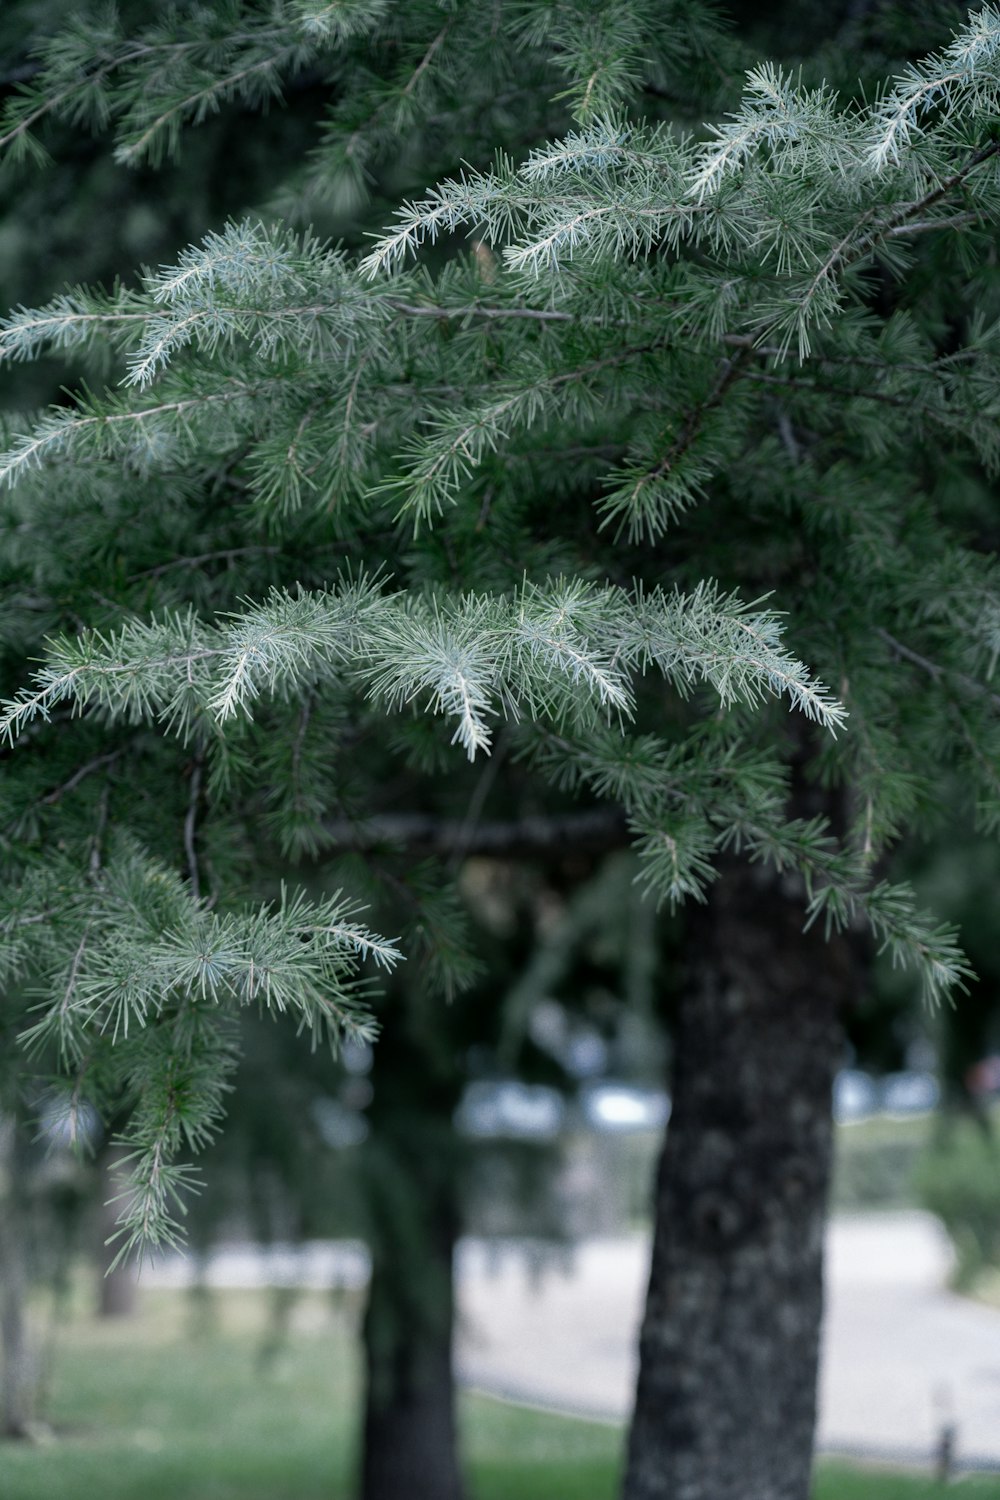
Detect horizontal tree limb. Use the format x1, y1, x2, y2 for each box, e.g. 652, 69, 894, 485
322, 806, 629, 859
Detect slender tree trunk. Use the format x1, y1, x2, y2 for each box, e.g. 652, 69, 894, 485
360, 1124, 464, 1500
96, 1144, 138, 1318
0, 1118, 37, 1439
623, 855, 852, 1500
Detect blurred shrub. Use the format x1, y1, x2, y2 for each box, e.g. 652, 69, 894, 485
830, 1115, 932, 1211
916, 1122, 1000, 1289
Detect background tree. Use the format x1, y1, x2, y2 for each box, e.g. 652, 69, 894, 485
2, 8, 999, 1500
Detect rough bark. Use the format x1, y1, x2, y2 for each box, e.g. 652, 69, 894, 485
360, 1128, 464, 1500
622, 857, 852, 1500
0, 1119, 37, 1439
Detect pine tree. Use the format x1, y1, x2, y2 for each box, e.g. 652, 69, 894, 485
2, 3, 1000, 1496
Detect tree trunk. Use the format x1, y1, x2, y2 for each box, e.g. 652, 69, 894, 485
623, 856, 852, 1500
0, 1118, 37, 1439
96, 1145, 138, 1319
360, 1127, 465, 1500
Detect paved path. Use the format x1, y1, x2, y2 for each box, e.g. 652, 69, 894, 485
455, 1213, 1000, 1471
146, 1212, 1000, 1470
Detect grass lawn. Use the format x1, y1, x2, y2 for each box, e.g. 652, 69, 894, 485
815, 1468, 1000, 1499
0, 1287, 998, 1499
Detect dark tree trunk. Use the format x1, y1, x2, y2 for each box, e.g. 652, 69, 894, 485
360, 1127, 465, 1500
623, 855, 853, 1500
361, 1134, 467, 1500
0, 1119, 37, 1439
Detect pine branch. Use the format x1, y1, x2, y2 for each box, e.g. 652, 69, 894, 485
0, 577, 847, 760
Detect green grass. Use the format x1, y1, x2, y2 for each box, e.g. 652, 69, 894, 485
815, 1464, 1000, 1498
1, 1290, 359, 1500
1, 1287, 998, 1499
468, 1399, 621, 1499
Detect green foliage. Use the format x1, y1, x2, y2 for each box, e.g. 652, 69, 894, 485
0, 5, 333, 171
0, 841, 391, 1259
0, 565, 846, 756
1, 0, 999, 1252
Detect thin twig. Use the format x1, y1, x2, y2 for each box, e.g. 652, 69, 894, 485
884, 212, 982, 238
744, 369, 919, 409
475, 483, 495, 532
896, 140, 1000, 225
89, 784, 110, 877
447, 730, 510, 872
41, 749, 123, 805
610, 343, 755, 527
183, 756, 204, 901
342, 22, 451, 164
720, 332, 980, 376
877, 626, 1000, 710
59, 924, 92, 1033
389, 299, 573, 323
776, 409, 801, 463
129, 546, 280, 582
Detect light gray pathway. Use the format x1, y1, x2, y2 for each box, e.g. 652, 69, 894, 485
455, 1213, 1000, 1471
145, 1211, 1000, 1470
